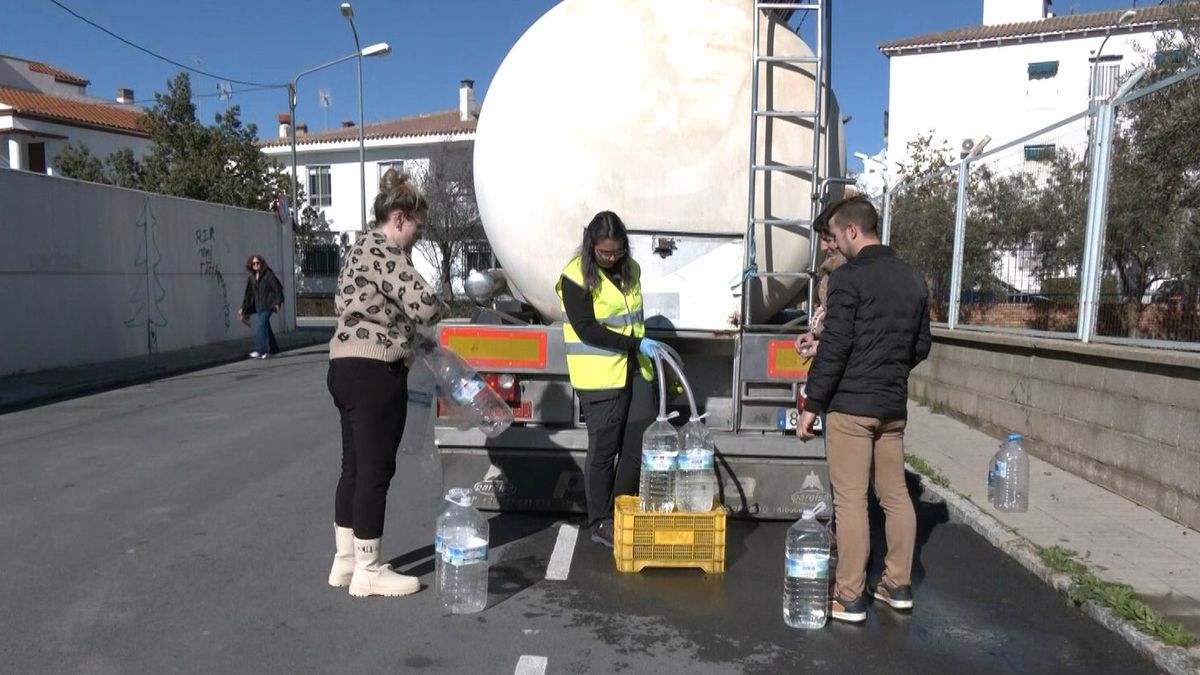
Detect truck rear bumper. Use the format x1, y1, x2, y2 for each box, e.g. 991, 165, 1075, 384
435, 426, 830, 520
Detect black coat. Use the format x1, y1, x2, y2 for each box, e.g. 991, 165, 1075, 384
241, 268, 284, 315
804, 245, 932, 421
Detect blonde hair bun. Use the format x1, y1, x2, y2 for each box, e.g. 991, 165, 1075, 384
380, 168, 411, 193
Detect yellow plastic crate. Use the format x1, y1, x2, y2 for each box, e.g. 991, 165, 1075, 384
613, 495, 726, 574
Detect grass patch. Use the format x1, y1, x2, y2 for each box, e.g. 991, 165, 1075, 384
1039, 545, 1198, 648
904, 453, 952, 489
929, 401, 946, 415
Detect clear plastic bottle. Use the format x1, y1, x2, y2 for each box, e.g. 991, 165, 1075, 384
784, 503, 830, 629
675, 417, 716, 512
992, 432, 1029, 513
639, 416, 679, 513
435, 487, 490, 614
415, 337, 514, 438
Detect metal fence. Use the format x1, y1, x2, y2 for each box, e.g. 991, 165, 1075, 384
296, 230, 350, 297
884, 62, 1200, 351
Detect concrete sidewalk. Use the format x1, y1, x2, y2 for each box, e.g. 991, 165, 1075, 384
905, 401, 1200, 638
0, 325, 332, 414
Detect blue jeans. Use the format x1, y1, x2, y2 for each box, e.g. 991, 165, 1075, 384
255, 309, 279, 354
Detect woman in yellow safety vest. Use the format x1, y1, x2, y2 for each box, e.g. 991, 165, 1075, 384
556, 211, 670, 548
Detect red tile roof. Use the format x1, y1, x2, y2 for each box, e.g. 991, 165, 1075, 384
24, 59, 90, 86
0, 86, 148, 136
260, 109, 475, 148
879, 5, 1184, 55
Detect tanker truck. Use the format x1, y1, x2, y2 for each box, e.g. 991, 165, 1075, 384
434, 0, 848, 519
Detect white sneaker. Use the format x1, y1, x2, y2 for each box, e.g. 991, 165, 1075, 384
259, 353, 271, 359
249, 351, 262, 359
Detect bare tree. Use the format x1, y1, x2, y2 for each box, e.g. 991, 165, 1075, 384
414, 145, 484, 297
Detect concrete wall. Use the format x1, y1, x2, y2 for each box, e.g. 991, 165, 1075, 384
910, 328, 1200, 530
0, 168, 295, 376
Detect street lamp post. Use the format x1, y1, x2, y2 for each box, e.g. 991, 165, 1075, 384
1089, 10, 1138, 102
341, 3, 368, 232
287, 43, 391, 234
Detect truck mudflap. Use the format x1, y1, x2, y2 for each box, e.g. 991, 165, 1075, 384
435, 427, 830, 520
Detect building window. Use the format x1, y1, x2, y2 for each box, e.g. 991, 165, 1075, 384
1089, 54, 1123, 101
26, 142, 47, 174
1024, 144, 1056, 162
1027, 61, 1059, 79
1154, 49, 1187, 67
307, 165, 332, 206
378, 160, 405, 179
462, 240, 495, 273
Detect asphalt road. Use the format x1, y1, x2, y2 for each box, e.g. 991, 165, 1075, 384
0, 345, 1156, 674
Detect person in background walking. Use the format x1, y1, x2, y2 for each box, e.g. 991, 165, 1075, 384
557, 211, 671, 548
326, 169, 447, 598
237, 255, 284, 359
797, 196, 932, 623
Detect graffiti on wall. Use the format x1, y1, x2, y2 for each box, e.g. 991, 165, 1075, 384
195, 226, 231, 330
125, 198, 168, 353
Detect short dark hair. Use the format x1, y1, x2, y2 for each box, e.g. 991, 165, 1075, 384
827, 196, 878, 236
813, 201, 836, 237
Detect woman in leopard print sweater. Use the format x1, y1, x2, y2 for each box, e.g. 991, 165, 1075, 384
325, 169, 446, 598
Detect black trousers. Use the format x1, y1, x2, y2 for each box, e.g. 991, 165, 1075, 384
576, 368, 657, 528
327, 357, 409, 540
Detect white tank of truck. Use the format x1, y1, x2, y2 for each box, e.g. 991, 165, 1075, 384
473, 0, 845, 329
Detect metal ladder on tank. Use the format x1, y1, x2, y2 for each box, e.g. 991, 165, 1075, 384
739, 0, 829, 332
733, 0, 830, 434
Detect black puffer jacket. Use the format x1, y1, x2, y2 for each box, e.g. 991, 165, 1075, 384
241, 268, 284, 315
803, 245, 931, 421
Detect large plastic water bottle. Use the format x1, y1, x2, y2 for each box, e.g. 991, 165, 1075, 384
675, 416, 716, 512
992, 432, 1029, 513
784, 502, 830, 629
415, 337, 514, 438
639, 416, 679, 512
435, 487, 490, 614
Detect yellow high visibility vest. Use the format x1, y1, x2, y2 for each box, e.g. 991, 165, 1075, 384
556, 256, 653, 390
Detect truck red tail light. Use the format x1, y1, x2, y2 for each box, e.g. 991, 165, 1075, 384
483, 373, 520, 403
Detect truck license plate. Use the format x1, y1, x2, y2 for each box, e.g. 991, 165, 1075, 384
777, 409, 822, 433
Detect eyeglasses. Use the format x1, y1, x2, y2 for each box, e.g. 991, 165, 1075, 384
251, 261, 263, 267
594, 247, 626, 261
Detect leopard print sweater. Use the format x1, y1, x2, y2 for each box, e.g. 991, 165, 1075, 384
329, 231, 446, 364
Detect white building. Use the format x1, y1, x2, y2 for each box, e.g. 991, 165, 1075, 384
260, 80, 484, 294
853, 149, 889, 200
880, 1, 1181, 174
0, 54, 150, 173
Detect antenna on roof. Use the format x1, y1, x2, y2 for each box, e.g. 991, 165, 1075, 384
318, 89, 332, 130
217, 81, 232, 101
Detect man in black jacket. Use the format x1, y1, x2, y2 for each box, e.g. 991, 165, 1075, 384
797, 196, 932, 623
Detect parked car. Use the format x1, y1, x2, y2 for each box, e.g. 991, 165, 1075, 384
1150, 279, 1195, 304
963, 277, 1050, 304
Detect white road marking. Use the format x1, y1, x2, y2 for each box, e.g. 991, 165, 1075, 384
515, 654, 548, 675
545, 523, 579, 581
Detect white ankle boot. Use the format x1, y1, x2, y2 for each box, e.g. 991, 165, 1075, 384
328, 525, 355, 587
348, 538, 420, 597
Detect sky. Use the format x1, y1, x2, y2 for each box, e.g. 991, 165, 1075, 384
2, 0, 1138, 173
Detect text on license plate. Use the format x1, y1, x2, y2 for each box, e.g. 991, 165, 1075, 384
777, 409, 822, 432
